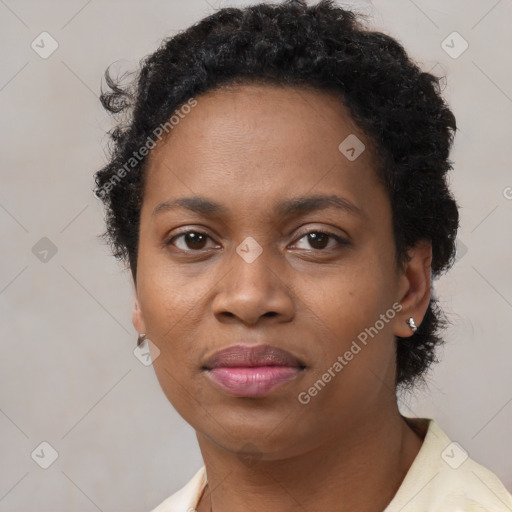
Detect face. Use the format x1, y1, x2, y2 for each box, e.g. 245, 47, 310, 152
132, 84, 429, 459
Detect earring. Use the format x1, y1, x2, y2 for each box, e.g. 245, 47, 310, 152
407, 317, 418, 333
137, 333, 146, 347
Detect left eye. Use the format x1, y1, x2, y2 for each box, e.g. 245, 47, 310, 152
292, 231, 348, 251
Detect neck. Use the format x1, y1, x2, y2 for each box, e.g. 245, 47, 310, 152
195, 407, 424, 512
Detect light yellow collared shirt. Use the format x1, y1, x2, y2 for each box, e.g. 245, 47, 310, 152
150, 418, 512, 512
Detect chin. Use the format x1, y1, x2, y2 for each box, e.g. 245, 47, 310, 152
194, 407, 317, 460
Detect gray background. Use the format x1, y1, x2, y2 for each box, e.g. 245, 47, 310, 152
1, 0, 511, 510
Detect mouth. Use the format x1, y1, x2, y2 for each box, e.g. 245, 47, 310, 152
202, 344, 306, 397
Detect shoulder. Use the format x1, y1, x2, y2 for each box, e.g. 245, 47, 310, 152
385, 418, 512, 512
149, 466, 207, 512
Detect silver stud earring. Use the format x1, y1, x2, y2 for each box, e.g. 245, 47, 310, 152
407, 317, 417, 333
137, 333, 146, 347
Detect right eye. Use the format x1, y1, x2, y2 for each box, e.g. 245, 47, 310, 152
166, 230, 219, 252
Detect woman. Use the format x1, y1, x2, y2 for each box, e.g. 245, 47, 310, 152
94, 1, 512, 510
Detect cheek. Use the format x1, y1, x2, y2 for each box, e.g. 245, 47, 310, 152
297, 252, 398, 388
137, 271, 204, 381
296, 287, 397, 423
303, 255, 394, 338
139, 254, 208, 331
136, 255, 219, 403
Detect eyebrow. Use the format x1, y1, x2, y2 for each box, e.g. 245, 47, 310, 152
151, 194, 365, 220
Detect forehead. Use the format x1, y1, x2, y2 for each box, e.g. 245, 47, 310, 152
142, 83, 386, 222
148, 83, 372, 166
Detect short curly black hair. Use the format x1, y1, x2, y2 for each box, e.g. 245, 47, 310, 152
94, 0, 459, 390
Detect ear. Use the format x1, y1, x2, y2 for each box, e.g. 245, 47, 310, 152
132, 290, 147, 335
393, 239, 432, 338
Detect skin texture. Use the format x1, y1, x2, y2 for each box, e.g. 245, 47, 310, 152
132, 84, 432, 512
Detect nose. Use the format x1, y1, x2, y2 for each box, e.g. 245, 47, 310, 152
212, 246, 295, 326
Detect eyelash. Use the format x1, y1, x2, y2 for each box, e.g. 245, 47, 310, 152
165, 229, 349, 253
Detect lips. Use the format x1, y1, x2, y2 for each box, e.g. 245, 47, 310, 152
203, 344, 305, 397
203, 344, 304, 370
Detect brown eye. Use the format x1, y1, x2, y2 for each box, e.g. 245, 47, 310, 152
306, 232, 329, 250
292, 230, 349, 251
183, 232, 207, 249
168, 231, 214, 251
